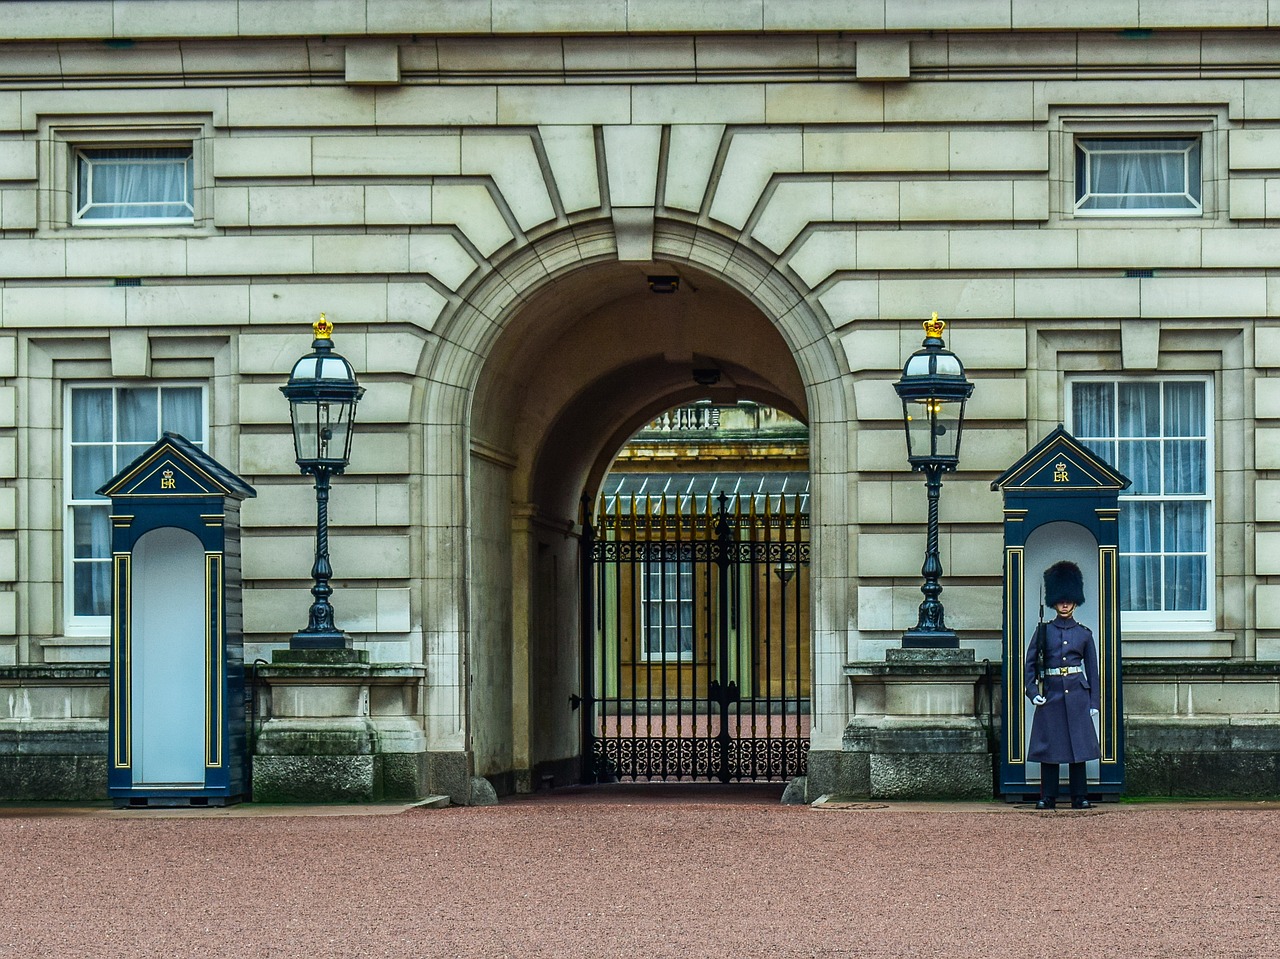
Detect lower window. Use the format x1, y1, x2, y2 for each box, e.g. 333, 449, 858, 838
1069, 377, 1213, 630
642, 559, 694, 661
66, 385, 205, 627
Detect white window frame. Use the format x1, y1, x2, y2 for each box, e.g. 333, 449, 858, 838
1067, 375, 1215, 632
73, 145, 194, 226
1073, 137, 1202, 217
640, 558, 695, 662
63, 383, 208, 635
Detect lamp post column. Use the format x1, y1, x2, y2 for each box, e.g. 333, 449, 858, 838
902, 463, 956, 647
294, 467, 344, 645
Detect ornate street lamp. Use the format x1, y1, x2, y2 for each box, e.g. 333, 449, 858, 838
892, 313, 975, 649
280, 314, 365, 650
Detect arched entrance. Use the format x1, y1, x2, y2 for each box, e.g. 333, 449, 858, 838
431, 221, 850, 795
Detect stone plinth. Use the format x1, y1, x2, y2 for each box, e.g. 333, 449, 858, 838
0, 666, 110, 801
1123, 661, 1280, 798
251, 651, 430, 803
834, 648, 996, 801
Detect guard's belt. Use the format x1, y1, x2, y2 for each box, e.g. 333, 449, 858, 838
1045, 665, 1084, 676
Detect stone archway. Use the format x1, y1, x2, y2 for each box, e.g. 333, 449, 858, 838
420, 219, 852, 797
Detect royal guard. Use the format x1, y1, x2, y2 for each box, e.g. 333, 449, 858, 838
1024, 560, 1101, 810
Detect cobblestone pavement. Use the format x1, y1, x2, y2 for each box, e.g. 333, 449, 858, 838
2, 784, 1278, 959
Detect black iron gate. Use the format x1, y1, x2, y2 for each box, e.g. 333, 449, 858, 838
578, 488, 810, 783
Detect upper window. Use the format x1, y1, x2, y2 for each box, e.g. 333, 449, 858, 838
65, 385, 205, 630
1074, 138, 1201, 216
1070, 378, 1213, 630
74, 147, 194, 225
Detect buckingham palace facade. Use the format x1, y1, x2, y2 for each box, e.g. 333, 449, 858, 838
1, 1, 1279, 803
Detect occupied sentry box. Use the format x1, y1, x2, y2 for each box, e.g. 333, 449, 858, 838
991, 426, 1131, 801
100, 432, 256, 807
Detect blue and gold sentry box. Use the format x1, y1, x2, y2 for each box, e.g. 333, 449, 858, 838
98, 432, 256, 807
991, 426, 1130, 801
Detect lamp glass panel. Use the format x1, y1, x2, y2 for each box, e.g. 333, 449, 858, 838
903, 353, 933, 377
317, 354, 356, 382
291, 398, 356, 465
321, 399, 355, 463
932, 400, 962, 459
290, 357, 320, 381
904, 401, 931, 459
932, 353, 963, 376
289, 401, 321, 463
905, 397, 962, 460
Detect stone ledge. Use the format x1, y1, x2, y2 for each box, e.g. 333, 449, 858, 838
845, 661, 988, 678
0, 666, 110, 682
1124, 661, 1280, 678
254, 663, 425, 681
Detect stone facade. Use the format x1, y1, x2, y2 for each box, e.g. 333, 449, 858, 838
2, 2, 1280, 801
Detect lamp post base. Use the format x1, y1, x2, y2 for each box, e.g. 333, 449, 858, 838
901, 628, 960, 649
289, 628, 352, 651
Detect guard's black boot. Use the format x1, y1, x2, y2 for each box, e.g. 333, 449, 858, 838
1071, 798, 1092, 810
1035, 798, 1056, 810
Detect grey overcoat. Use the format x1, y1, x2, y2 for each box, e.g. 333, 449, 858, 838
1023, 615, 1101, 764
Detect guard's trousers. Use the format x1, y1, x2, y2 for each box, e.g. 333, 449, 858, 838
1040, 762, 1086, 800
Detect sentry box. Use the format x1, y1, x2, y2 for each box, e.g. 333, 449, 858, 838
99, 433, 255, 807
991, 426, 1130, 802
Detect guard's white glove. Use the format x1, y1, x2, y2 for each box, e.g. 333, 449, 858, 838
1032, 695, 1047, 706
1090, 708, 1099, 717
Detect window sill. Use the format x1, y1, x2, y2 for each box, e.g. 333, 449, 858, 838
1071, 209, 1203, 219
1122, 631, 1235, 660
39, 635, 109, 665
38, 222, 217, 240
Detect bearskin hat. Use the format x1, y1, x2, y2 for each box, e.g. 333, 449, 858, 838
1044, 560, 1086, 607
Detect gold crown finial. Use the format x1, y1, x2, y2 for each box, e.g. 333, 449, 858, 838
924, 311, 945, 338
313, 312, 333, 340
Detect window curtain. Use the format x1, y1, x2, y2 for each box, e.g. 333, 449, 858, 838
73, 509, 112, 616
645, 560, 694, 657
1073, 381, 1208, 614
78, 148, 192, 219
1116, 384, 1163, 609
1162, 383, 1207, 610
68, 386, 203, 619
1079, 139, 1199, 210
116, 388, 158, 468
161, 387, 203, 443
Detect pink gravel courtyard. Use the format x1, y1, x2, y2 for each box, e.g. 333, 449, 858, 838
2, 784, 1277, 959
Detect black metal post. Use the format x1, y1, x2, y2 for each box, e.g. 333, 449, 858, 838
902, 463, 959, 648
711, 492, 739, 782
577, 502, 598, 783
291, 467, 349, 649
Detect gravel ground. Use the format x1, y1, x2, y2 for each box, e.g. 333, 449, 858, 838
2, 784, 1278, 959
